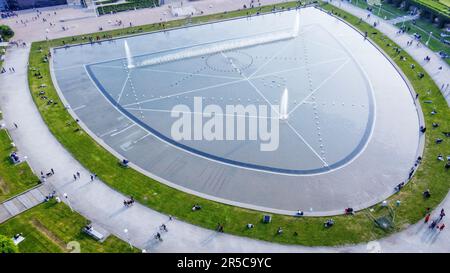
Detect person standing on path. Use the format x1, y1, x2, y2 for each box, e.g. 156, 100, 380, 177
424, 214, 431, 223
440, 209, 445, 221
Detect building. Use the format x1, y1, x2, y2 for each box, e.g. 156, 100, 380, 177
4, 0, 68, 10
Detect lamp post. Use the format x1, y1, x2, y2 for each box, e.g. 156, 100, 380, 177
124, 228, 132, 249
63, 193, 73, 212
426, 31, 432, 46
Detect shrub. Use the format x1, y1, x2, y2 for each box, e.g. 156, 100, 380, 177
0, 25, 14, 41
0, 234, 18, 253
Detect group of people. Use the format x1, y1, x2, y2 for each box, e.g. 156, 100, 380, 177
0, 66, 15, 73
39, 168, 54, 183
154, 220, 172, 242
71, 170, 97, 182
124, 196, 135, 207
44, 190, 58, 202
424, 208, 446, 232
73, 171, 81, 181
1, 11, 18, 19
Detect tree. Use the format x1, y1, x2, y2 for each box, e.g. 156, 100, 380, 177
0, 25, 14, 41
0, 234, 18, 253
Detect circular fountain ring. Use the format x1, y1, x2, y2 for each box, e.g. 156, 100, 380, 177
205, 51, 254, 73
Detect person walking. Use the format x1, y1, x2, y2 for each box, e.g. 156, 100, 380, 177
76, 171, 80, 178
73, 174, 77, 181
424, 213, 431, 223
160, 224, 168, 232
429, 220, 437, 229
13, 123, 18, 129
440, 209, 445, 221
51, 168, 54, 175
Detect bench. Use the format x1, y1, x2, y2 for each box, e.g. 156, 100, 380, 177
12, 235, 25, 245
83, 226, 104, 241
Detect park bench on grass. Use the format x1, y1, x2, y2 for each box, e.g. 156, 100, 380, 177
12, 235, 25, 245
83, 225, 105, 241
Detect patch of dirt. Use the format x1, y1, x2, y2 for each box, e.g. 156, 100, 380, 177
0, 177, 10, 195
30, 218, 67, 252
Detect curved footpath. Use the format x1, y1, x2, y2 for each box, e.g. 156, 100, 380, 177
0, 3, 449, 252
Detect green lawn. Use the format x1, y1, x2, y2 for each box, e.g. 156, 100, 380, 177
97, 0, 159, 15
0, 200, 139, 253
25, 1, 450, 246
0, 129, 39, 202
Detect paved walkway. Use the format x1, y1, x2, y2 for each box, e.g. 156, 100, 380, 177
0, 1, 449, 252
387, 14, 419, 25
1, 46, 326, 253
0, 184, 53, 224
328, 0, 450, 106
0, 0, 285, 42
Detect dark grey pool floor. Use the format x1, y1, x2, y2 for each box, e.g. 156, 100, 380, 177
51, 7, 422, 215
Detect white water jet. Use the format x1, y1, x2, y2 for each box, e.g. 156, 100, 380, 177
131, 12, 300, 69
291, 12, 300, 38
279, 87, 289, 121
124, 40, 134, 69
134, 31, 293, 68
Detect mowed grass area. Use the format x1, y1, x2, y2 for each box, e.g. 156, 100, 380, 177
0, 200, 139, 253
0, 129, 39, 202
26, 1, 450, 246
